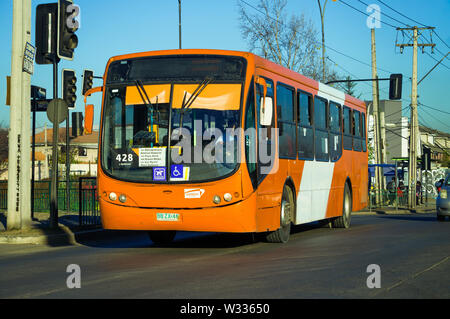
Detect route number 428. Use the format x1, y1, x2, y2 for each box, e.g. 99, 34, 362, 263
116, 153, 133, 162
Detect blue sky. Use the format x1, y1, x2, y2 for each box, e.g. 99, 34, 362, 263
1, 0, 449, 133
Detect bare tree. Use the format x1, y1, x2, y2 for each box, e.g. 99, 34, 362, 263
238, 0, 339, 83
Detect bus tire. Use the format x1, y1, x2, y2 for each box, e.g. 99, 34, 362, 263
266, 185, 294, 243
332, 183, 352, 229
148, 230, 176, 246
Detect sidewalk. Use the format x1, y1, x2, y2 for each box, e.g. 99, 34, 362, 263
0, 211, 125, 245
355, 204, 437, 216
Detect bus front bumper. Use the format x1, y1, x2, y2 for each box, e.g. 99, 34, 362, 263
99, 194, 261, 233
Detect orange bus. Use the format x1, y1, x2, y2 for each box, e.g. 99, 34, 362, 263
84, 49, 368, 244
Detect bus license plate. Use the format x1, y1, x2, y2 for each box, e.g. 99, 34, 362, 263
156, 213, 180, 222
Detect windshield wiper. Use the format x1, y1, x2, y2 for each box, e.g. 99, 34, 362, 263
180, 76, 213, 114
134, 80, 156, 147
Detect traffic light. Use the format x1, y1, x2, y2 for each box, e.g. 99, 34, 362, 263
82, 70, 94, 95
58, 0, 79, 60
35, 3, 59, 64
421, 146, 431, 171
72, 112, 83, 137
389, 74, 403, 100
62, 69, 77, 109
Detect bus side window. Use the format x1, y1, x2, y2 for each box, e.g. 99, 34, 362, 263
343, 106, 352, 151
297, 90, 314, 160
245, 80, 257, 189
256, 77, 275, 178
277, 83, 296, 159
314, 96, 329, 162
353, 110, 362, 152
329, 101, 342, 162
361, 112, 367, 152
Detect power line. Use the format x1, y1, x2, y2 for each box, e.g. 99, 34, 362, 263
326, 44, 395, 74
339, 0, 398, 29
337, 1, 447, 75
385, 105, 410, 119
375, 0, 450, 64
397, 26, 450, 71
377, 0, 450, 51
376, 0, 428, 27
420, 107, 450, 132
357, 0, 410, 28
326, 56, 373, 90
433, 31, 450, 50
386, 128, 408, 141
240, 0, 448, 128
419, 102, 450, 116
238, 0, 394, 75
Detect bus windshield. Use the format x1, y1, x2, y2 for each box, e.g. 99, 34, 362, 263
101, 56, 245, 183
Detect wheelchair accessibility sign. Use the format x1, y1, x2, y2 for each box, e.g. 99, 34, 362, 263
171, 165, 184, 179
170, 165, 190, 181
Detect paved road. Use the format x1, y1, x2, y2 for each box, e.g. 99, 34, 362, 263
0, 213, 448, 299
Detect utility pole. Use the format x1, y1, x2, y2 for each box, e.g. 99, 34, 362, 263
396, 26, 435, 210
21, 0, 32, 227
7, 0, 32, 230
178, 0, 182, 49
317, 0, 328, 83
371, 28, 383, 204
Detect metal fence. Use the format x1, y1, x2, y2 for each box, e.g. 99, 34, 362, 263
78, 177, 100, 226
368, 186, 436, 210
0, 178, 99, 226
368, 189, 408, 210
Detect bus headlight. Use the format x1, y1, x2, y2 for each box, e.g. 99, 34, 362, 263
109, 192, 117, 201
223, 193, 232, 202
119, 194, 127, 203
213, 195, 221, 204
441, 189, 447, 199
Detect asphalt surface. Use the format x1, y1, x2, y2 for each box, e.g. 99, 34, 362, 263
0, 212, 449, 299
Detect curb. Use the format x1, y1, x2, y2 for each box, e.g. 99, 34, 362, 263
0, 225, 139, 246
354, 209, 436, 216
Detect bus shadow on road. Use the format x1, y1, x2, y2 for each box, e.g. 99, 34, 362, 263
78, 231, 259, 249
77, 221, 332, 249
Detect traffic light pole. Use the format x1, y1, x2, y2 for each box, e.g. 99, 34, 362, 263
50, 59, 59, 229
66, 102, 70, 216
31, 95, 36, 220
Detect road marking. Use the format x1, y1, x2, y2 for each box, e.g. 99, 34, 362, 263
373, 255, 449, 296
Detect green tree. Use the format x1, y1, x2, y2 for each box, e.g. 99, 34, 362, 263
341, 75, 361, 98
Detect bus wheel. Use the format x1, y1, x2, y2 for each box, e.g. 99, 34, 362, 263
332, 183, 352, 229
148, 231, 176, 246
266, 185, 294, 243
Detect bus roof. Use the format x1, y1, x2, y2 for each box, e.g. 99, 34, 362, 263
105, 49, 365, 110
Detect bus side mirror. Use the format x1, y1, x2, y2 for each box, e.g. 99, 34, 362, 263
260, 96, 273, 126
84, 104, 94, 135
389, 74, 402, 100
255, 77, 272, 126
83, 86, 103, 135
